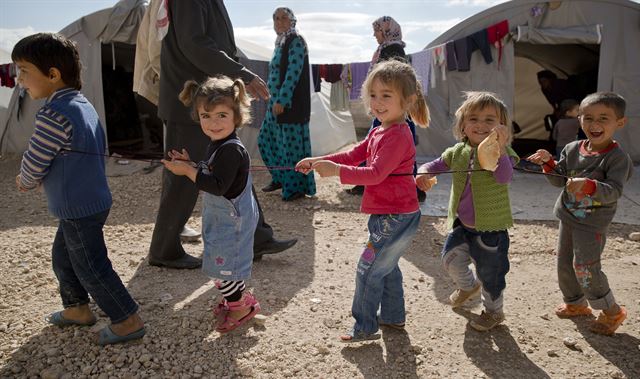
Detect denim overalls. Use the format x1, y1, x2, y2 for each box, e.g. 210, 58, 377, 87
201, 140, 259, 281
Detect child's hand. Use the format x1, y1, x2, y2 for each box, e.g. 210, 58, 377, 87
416, 174, 437, 192
161, 159, 195, 177
526, 149, 552, 165
493, 124, 510, 152
566, 177, 587, 195
312, 160, 340, 177
168, 148, 190, 162
15, 175, 28, 192
295, 157, 319, 175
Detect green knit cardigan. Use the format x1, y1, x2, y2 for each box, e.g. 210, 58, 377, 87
442, 142, 520, 232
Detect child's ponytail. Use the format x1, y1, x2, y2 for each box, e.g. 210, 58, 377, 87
410, 81, 430, 128
179, 80, 199, 107
233, 79, 253, 126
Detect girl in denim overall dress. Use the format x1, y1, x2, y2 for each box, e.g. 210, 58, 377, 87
417, 92, 519, 332
296, 60, 430, 342
162, 76, 260, 333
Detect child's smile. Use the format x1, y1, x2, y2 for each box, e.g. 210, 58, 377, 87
579, 103, 625, 151
463, 106, 500, 146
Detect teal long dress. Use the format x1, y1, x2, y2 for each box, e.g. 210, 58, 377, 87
258, 35, 316, 200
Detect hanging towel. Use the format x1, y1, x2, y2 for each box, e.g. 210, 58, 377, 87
430, 44, 447, 88
487, 20, 509, 68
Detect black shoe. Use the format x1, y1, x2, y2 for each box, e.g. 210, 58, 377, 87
261, 182, 282, 192
417, 189, 426, 203
283, 192, 305, 201
253, 238, 297, 261
148, 253, 202, 269
345, 185, 364, 195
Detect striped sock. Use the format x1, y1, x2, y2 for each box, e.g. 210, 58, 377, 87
217, 280, 245, 302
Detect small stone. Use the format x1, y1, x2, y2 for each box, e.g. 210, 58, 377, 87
540, 314, 551, 321
253, 314, 267, 326
563, 337, 577, 348
629, 232, 640, 241
310, 298, 321, 304
547, 349, 559, 357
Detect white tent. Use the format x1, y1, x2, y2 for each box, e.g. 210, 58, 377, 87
417, 0, 640, 163
0, 0, 356, 160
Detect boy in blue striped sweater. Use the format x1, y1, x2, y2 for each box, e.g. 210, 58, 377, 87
13, 33, 145, 345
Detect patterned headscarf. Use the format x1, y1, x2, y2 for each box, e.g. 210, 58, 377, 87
371, 16, 406, 65
273, 7, 299, 47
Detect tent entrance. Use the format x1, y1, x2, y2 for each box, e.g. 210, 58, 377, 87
511, 42, 599, 157
100, 42, 163, 158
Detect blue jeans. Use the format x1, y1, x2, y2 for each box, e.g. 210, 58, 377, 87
351, 211, 421, 334
441, 220, 510, 309
52, 209, 138, 323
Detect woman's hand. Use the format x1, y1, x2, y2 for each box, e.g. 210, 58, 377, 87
295, 157, 320, 175
272, 102, 285, 116
526, 149, 552, 166
311, 160, 340, 178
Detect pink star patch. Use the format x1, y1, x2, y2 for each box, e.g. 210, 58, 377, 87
215, 256, 225, 265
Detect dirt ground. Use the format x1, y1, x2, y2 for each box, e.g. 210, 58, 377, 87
0, 155, 639, 379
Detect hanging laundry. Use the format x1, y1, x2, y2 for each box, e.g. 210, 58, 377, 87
330, 82, 349, 111
311, 64, 321, 92
446, 41, 457, 71
0, 63, 17, 88
320, 64, 343, 83
487, 20, 509, 68
453, 37, 470, 71
348, 62, 370, 100
410, 49, 431, 96
465, 29, 493, 67
430, 44, 447, 88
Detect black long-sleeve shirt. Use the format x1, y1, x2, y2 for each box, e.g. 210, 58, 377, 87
195, 132, 249, 200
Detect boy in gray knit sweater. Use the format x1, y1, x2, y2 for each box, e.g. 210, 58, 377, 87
528, 92, 633, 336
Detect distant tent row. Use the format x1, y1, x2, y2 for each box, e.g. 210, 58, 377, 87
417, 0, 640, 162
1, 0, 639, 163
0, 0, 356, 161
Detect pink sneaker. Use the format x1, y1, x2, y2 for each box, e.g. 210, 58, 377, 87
215, 292, 261, 333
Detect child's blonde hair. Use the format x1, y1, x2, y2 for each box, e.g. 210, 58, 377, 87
361, 60, 430, 127
179, 76, 252, 128
453, 91, 512, 144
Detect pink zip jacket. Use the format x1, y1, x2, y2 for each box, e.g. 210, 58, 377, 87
324, 123, 419, 214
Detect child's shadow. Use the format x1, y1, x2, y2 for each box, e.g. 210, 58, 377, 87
402, 217, 459, 305
341, 329, 419, 378
456, 309, 552, 378
571, 317, 640, 377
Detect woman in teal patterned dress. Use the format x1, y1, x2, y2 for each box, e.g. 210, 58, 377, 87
258, 7, 316, 201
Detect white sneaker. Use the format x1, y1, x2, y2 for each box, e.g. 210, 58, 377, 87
180, 225, 201, 242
